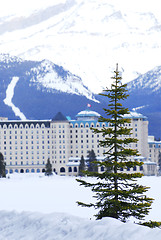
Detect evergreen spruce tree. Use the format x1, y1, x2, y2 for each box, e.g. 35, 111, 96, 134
77, 64, 153, 222
87, 149, 98, 173
45, 158, 53, 176
0, 152, 6, 178
78, 155, 86, 176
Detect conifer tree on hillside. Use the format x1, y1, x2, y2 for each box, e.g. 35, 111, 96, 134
45, 158, 53, 176
77, 64, 153, 222
87, 149, 98, 173
0, 152, 6, 178
78, 155, 86, 176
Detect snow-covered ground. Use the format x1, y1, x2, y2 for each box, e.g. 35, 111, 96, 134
0, 173, 161, 239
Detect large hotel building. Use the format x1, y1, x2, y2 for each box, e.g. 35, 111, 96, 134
0, 108, 159, 176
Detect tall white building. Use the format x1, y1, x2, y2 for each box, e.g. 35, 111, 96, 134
148, 136, 161, 164
0, 108, 156, 176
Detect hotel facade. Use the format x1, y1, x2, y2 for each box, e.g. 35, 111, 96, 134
0, 108, 158, 176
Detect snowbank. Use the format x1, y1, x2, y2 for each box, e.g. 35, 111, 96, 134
0, 211, 161, 240
0, 173, 161, 239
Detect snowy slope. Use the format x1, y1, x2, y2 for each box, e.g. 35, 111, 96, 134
29, 59, 96, 100
127, 66, 161, 93
0, 54, 101, 120
125, 66, 161, 137
0, 53, 160, 137
0, 0, 161, 92
0, 174, 161, 240
0, 54, 95, 99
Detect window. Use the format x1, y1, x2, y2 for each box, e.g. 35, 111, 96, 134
68, 167, 72, 172
74, 167, 77, 172
101, 166, 104, 172
60, 167, 65, 173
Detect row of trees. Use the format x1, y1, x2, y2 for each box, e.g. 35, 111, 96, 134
78, 150, 98, 176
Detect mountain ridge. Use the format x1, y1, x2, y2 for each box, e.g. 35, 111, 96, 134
0, 53, 160, 138
0, 0, 161, 92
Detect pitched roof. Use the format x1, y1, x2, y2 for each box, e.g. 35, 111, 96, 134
52, 112, 68, 122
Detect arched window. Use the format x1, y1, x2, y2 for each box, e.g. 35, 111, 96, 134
25, 124, 29, 129
80, 124, 84, 128
133, 166, 137, 171
20, 169, 24, 173
42, 169, 45, 173
37, 169, 40, 173
60, 167, 65, 173
9, 124, 12, 129
41, 124, 45, 128
26, 169, 29, 173
68, 167, 72, 172
140, 165, 143, 171
85, 123, 89, 128
3, 124, 7, 129
31, 124, 34, 129
70, 124, 73, 128
91, 123, 94, 127
31, 169, 35, 173
75, 124, 78, 128
101, 166, 104, 172
120, 167, 123, 171
96, 123, 100, 127
15, 169, 18, 173
102, 123, 106, 127
9, 169, 13, 174
14, 124, 18, 129
36, 124, 40, 129
20, 124, 23, 129
74, 167, 77, 172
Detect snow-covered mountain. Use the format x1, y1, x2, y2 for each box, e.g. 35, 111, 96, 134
0, 54, 102, 121
0, 53, 161, 137
126, 67, 161, 138
0, 0, 161, 92
0, 54, 95, 99
127, 66, 161, 94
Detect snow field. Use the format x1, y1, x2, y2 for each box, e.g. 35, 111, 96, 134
0, 174, 161, 239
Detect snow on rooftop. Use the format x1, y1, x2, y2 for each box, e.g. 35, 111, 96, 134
77, 110, 100, 117
123, 111, 147, 119
76, 109, 100, 120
